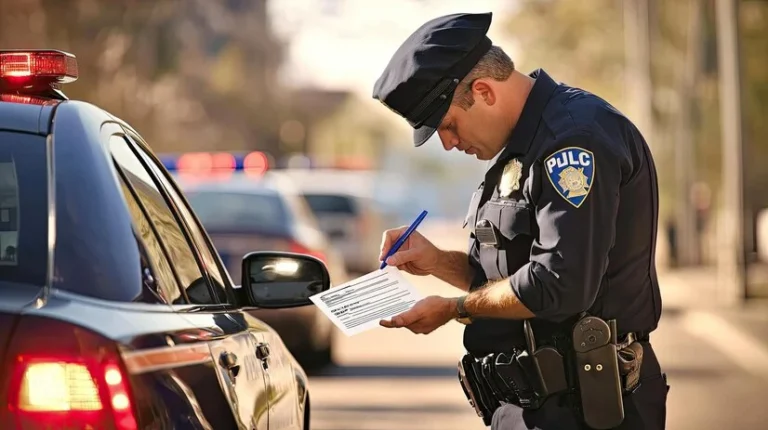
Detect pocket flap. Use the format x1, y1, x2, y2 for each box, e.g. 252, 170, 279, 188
494, 203, 533, 240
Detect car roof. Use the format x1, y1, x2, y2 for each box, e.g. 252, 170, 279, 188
175, 170, 300, 195
0, 98, 58, 134
275, 168, 375, 199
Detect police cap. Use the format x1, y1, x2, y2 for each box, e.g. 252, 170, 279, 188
372, 12, 493, 146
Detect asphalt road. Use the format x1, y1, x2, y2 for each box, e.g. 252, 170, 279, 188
306, 223, 768, 430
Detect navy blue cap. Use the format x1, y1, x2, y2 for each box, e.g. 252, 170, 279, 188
372, 12, 493, 146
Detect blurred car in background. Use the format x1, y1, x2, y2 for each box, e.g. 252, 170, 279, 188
278, 168, 390, 274
170, 160, 348, 368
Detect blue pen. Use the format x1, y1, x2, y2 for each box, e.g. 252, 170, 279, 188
380, 210, 429, 270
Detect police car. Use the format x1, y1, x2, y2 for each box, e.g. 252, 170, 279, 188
0, 49, 328, 429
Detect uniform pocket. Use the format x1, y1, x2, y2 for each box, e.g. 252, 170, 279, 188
484, 201, 534, 278
491, 201, 533, 241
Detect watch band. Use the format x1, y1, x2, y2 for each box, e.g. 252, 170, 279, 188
456, 295, 472, 324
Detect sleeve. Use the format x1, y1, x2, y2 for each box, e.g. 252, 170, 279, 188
509, 130, 622, 322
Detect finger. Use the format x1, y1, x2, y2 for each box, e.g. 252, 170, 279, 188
386, 248, 419, 267
379, 226, 409, 260
387, 310, 419, 328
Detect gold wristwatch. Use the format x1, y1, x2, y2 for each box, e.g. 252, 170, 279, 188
455, 295, 473, 325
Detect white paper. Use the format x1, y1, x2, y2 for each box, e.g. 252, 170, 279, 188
309, 266, 422, 336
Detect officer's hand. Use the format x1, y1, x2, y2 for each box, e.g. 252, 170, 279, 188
379, 226, 440, 276
379, 295, 455, 334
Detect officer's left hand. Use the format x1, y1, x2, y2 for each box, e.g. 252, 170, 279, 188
379, 295, 455, 334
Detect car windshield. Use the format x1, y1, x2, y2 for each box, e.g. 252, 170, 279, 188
185, 190, 291, 234
0, 132, 48, 287
302, 193, 358, 215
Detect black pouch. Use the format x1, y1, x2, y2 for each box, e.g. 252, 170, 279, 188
493, 351, 542, 409
458, 354, 500, 426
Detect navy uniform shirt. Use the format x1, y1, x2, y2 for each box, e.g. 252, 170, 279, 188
463, 69, 662, 356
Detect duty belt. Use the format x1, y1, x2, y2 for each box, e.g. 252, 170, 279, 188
457, 315, 647, 429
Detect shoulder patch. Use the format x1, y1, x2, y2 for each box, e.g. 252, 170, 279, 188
543, 147, 594, 208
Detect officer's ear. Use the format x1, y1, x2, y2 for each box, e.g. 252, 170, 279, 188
470, 79, 496, 106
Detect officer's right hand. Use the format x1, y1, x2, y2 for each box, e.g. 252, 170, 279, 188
379, 226, 440, 276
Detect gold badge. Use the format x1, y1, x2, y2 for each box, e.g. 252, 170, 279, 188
499, 158, 523, 198
557, 166, 590, 199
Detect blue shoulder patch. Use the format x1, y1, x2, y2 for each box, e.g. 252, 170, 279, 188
543, 147, 595, 208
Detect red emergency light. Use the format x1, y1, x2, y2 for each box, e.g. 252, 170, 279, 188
0, 50, 78, 91
173, 151, 269, 181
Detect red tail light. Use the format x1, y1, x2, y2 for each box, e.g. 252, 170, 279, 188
289, 241, 327, 264
3, 317, 138, 430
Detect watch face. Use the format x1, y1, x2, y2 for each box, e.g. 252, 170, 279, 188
455, 317, 472, 325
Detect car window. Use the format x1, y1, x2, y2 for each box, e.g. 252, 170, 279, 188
302, 193, 359, 215
0, 132, 47, 286
185, 191, 291, 235
109, 136, 216, 305
116, 174, 183, 304
131, 141, 230, 302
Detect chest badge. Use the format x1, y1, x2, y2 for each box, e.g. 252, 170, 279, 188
544, 147, 595, 208
498, 158, 523, 198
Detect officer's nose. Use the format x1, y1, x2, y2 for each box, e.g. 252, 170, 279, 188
438, 130, 459, 151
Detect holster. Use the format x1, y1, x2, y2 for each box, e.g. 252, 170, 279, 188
457, 315, 647, 429
618, 340, 644, 393
571, 314, 645, 429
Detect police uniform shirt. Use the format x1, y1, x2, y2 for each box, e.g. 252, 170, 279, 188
463, 69, 662, 357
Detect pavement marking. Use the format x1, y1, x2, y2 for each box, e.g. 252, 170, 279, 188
680, 310, 768, 380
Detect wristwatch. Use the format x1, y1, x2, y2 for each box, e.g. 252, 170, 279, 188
455, 295, 473, 325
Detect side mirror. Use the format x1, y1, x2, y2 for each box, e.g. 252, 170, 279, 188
241, 251, 331, 309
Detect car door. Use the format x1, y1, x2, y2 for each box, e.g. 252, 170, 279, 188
130, 135, 308, 430
109, 132, 272, 430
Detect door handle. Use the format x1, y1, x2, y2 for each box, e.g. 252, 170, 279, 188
256, 342, 270, 370
256, 342, 270, 360
219, 351, 241, 378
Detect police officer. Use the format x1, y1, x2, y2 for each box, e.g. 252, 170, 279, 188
374, 12, 668, 430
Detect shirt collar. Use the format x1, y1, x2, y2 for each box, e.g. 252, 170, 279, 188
494, 68, 558, 162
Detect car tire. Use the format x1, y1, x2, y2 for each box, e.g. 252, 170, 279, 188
303, 332, 333, 371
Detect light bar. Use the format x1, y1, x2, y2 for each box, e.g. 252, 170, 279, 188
162, 151, 271, 178
0, 50, 78, 89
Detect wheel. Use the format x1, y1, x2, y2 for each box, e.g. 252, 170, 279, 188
301, 330, 333, 372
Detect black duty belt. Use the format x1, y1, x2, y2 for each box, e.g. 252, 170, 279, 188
457, 315, 648, 428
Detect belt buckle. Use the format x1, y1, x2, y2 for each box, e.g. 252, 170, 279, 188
475, 219, 499, 247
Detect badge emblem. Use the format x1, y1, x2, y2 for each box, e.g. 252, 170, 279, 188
544, 147, 594, 208
498, 158, 523, 198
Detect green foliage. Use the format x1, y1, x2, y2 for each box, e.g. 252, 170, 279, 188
0, 0, 287, 155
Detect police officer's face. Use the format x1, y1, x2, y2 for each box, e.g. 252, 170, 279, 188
437, 81, 509, 160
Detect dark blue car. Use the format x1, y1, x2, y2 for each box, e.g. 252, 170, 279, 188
0, 49, 330, 429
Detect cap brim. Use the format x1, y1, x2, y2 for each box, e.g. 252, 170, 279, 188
412, 101, 450, 147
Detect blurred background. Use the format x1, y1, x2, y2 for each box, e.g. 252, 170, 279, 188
2, 0, 767, 428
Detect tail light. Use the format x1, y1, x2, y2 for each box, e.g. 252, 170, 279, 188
3, 316, 138, 430
289, 241, 327, 264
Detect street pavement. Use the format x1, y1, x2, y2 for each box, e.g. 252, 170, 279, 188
306, 221, 768, 429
